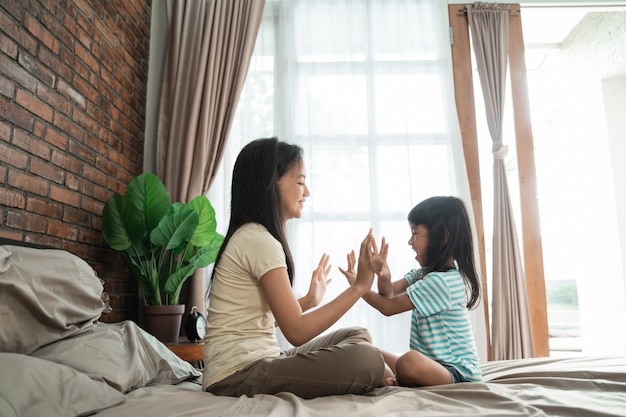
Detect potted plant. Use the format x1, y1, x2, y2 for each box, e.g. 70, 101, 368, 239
101, 172, 223, 342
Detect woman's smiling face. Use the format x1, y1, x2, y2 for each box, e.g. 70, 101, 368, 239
278, 160, 310, 222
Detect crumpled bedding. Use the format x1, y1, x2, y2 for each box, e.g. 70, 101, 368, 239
94, 355, 626, 417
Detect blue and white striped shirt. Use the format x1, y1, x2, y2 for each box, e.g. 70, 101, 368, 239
405, 268, 482, 382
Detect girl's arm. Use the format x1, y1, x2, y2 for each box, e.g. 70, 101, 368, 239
361, 290, 414, 316
261, 230, 377, 347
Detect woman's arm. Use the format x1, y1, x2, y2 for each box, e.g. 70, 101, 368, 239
262, 231, 376, 347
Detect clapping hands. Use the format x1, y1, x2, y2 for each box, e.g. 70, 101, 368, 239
339, 231, 390, 286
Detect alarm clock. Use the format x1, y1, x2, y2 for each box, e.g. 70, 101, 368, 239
184, 306, 206, 342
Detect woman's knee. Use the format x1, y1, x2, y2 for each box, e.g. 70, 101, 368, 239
341, 326, 373, 344
343, 343, 385, 384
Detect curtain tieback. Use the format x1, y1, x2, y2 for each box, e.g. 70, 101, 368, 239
493, 145, 508, 160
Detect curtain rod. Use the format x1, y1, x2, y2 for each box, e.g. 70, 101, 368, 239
458, 7, 520, 15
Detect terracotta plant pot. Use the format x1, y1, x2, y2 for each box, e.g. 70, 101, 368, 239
143, 304, 185, 343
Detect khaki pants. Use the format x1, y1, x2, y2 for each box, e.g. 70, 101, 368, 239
206, 327, 385, 398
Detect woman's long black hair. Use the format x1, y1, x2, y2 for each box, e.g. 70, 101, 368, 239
408, 196, 481, 309
211, 137, 303, 285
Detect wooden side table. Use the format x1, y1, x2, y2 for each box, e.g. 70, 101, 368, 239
166, 338, 204, 369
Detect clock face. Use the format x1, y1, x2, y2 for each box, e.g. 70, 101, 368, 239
196, 316, 206, 339
185, 312, 206, 341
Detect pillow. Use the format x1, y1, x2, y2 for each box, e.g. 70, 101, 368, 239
0, 353, 126, 417
0, 245, 105, 354
32, 320, 202, 393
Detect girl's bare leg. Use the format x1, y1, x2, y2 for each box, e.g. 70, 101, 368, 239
379, 349, 399, 386
395, 350, 452, 387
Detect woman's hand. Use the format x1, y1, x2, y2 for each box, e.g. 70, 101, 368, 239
353, 229, 376, 293
300, 253, 332, 311
338, 250, 356, 285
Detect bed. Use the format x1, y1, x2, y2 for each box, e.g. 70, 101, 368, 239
1, 241, 626, 417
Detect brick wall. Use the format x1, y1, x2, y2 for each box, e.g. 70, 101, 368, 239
0, 0, 151, 322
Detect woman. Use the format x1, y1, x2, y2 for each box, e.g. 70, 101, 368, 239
203, 138, 393, 398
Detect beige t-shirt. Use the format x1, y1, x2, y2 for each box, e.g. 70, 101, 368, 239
202, 223, 285, 390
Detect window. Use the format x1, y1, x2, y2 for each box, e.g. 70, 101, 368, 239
521, 6, 626, 355
211, 0, 484, 356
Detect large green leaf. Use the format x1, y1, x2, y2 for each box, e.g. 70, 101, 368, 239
186, 195, 218, 247
193, 234, 224, 268
163, 264, 196, 304
150, 207, 199, 252
102, 194, 145, 250
125, 173, 170, 234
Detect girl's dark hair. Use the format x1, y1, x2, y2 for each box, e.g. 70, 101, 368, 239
212, 137, 303, 285
408, 196, 481, 309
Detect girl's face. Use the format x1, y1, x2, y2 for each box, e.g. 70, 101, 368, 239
278, 160, 310, 222
408, 223, 429, 266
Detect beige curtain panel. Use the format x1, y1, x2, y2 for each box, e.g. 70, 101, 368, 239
467, 2, 534, 360
154, 0, 265, 315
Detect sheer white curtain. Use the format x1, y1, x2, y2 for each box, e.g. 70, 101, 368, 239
210, 0, 488, 360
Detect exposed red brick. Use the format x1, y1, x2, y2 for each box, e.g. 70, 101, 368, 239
50, 183, 80, 207
50, 148, 82, 174
0, 229, 24, 241
33, 120, 68, 150
40, 7, 74, 52
0, 10, 38, 56
36, 82, 71, 117
0, 96, 35, 131
83, 163, 107, 187
0, 143, 29, 169
47, 219, 79, 240
30, 157, 64, 183
0, 75, 15, 99
82, 195, 103, 215
56, 78, 86, 109
16, 88, 53, 122
23, 13, 59, 54
74, 42, 99, 74
6, 210, 47, 233
8, 170, 48, 196
13, 127, 52, 160
0, 188, 26, 208
68, 138, 97, 165
66, 172, 93, 194
0, 120, 11, 142
52, 113, 84, 140
62, 205, 90, 227
0, 31, 19, 59
1, 0, 150, 323
38, 47, 73, 80
26, 196, 63, 219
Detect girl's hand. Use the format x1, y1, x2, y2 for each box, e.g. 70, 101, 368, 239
371, 236, 391, 281
338, 250, 356, 285
302, 253, 332, 310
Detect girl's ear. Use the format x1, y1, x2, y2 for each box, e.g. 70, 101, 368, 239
440, 230, 449, 246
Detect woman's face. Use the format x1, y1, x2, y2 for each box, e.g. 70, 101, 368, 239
278, 160, 310, 222
408, 223, 429, 266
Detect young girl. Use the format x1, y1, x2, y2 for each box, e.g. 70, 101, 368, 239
203, 137, 394, 398
340, 196, 482, 386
